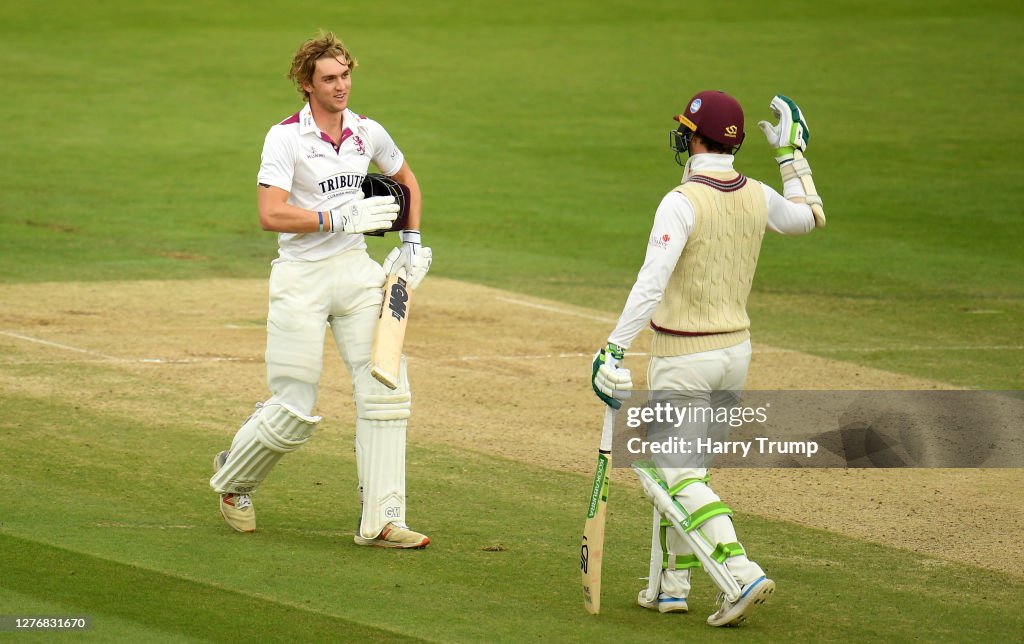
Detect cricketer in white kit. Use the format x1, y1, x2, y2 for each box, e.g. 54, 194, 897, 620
591, 90, 822, 625
209, 32, 431, 549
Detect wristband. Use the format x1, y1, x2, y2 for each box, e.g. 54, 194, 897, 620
774, 146, 795, 165
399, 229, 421, 245
606, 342, 625, 360
317, 211, 325, 232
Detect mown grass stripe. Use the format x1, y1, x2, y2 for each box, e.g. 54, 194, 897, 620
0, 532, 427, 643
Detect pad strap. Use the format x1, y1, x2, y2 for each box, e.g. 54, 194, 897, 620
711, 542, 745, 563
685, 501, 733, 532
667, 474, 711, 497
355, 391, 411, 420
659, 519, 702, 569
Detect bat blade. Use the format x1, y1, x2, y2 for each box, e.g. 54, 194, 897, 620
581, 407, 616, 614
370, 271, 411, 389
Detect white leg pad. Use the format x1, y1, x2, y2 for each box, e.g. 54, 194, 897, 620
661, 568, 692, 598
210, 402, 321, 494
356, 418, 407, 538
644, 507, 663, 602
355, 360, 411, 538
667, 475, 766, 587
633, 464, 743, 602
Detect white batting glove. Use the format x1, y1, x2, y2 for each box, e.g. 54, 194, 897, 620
757, 94, 810, 159
382, 230, 432, 290
591, 343, 632, 410
328, 194, 400, 234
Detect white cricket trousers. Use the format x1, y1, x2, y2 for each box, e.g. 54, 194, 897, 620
647, 340, 765, 593
263, 249, 387, 414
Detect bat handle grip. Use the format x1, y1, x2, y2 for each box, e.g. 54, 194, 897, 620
600, 407, 616, 452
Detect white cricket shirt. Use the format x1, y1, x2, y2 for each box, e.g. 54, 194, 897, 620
607, 154, 816, 349
257, 102, 405, 262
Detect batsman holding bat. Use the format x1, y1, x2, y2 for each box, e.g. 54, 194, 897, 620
591, 91, 821, 625
209, 31, 432, 548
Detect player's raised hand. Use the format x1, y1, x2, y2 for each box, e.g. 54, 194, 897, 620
592, 343, 632, 410
383, 230, 432, 289
757, 94, 810, 155
329, 194, 400, 234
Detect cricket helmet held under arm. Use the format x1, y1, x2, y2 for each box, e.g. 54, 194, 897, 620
361, 173, 410, 235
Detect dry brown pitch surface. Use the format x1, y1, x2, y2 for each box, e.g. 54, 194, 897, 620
1, 278, 1020, 576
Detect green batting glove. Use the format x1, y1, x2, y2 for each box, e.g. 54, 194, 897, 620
592, 343, 632, 410
757, 94, 811, 161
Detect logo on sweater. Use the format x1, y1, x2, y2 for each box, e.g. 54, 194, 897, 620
352, 135, 366, 156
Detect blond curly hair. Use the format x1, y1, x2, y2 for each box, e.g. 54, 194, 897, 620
287, 31, 358, 101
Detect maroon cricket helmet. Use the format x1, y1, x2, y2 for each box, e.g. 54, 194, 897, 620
674, 90, 745, 150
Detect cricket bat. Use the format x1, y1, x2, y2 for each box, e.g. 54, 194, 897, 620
370, 270, 411, 390
793, 148, 826, 228
581, 406, 616, 614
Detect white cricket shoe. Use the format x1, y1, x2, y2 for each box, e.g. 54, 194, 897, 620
354, 522, 430, 549
212, 451, 255, 533
637, 589, 689, 614
706, 576, 775, 627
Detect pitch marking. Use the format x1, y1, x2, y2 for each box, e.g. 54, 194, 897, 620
495, 297, 618, 323
0, 331, 121, 361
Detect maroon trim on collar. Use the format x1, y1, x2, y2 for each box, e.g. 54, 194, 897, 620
318, 127, 354, 154
650, 321, 733, 337
319, 126, 356, 154
686, 174, 748, 192
279, 111, 301, 125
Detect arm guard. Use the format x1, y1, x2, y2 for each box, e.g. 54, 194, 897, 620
777, 150, 825, 228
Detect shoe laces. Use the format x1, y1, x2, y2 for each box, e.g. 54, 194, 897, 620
234, 494, 252, 510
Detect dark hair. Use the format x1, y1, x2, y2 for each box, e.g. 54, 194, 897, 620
695, 132, 732, 155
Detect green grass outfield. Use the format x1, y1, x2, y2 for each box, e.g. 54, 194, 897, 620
1, 0, 1021, 388
2, 390, 1022, 642
1, 1, 1023, 641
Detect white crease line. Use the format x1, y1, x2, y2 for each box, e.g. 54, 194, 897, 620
4, 327, 1020, 371
0, 331, 256, 365
495, 296, 617, 323
442, 352, 598, 362
795, 345, 1024, 354
138, 357, 253, 364
0, 330, 121, 361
